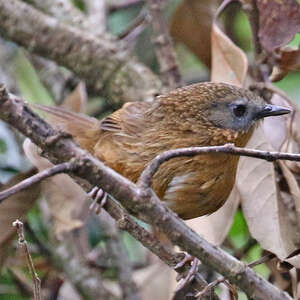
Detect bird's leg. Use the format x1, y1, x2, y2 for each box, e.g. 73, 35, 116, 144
175, 254, 200, 292
88, 187, 108, 214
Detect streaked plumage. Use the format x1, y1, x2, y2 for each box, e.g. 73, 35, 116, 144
33, 82, 290, 219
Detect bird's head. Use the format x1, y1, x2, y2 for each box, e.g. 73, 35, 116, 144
156, 82, 291, 146
205, 84, 291, 132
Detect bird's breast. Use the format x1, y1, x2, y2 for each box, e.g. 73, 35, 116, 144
152, 153, 240, 219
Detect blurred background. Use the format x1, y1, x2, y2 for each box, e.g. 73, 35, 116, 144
0, 0, 300, 299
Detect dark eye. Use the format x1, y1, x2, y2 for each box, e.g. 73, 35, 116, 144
233, 104, 246, 117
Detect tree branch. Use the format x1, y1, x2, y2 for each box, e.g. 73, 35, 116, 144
13, 220, 41, 300
29, 0, 107, 37
0, 85, 292, 300
0, 162, 74, 202
0, 0, 162, 106
137, 143, 300, 190
146, 0, 183, 89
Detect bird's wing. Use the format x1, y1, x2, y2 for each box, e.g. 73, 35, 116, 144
95, 102, 153, 182
100, 102, 152, 137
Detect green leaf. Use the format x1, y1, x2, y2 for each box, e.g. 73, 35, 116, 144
0, 139, 7, 154
229, 209, 250, 248
15, 50, 53, 105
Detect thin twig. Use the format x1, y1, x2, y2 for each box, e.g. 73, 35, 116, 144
119, 10, 148, 41
137, 143, 299, 190
196, 278, 226, 299
146, 0, 183, 89
109, 0, 144, 12
0, 162, 74, 202
197, 252, 277, 297
250, 82, 297, 109
241, 0, 262, 56
248, 253, 276, 268
215, 0, 238, 20
13, 220, 42, 300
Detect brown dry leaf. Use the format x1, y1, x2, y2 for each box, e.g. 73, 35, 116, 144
257, 0, 300, 52
170, 0, 219, 68
211, 23, 248, 85
263, 94, 290, 150
0, 170, 41, 269
266, 93, 300, 174
61, 81, 87, 113
23, 140, 85, 239
186, 22, 248, 246
262, 93, 300, 267
181, 23, 247, 247
134, 259, 173, 300
185, 186, 240, 245
22, 83, 89, 239
237, 125, 300, 267
270, 47, 300, 82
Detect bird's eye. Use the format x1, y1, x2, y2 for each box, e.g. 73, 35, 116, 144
233, 104, 246, 117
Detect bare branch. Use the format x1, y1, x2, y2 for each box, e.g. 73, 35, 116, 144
248, 253, 276, 269
146, 0, 183, 89
0, 162, 74, 203
138, 143, 300, 190
0, 0, 162, 105
13, 220, 42, 300
196, 278, 227, 299
119, 10, 148, 42
29, 0, 107, 37
85, 0, 107, 35
0, 85, 293, 300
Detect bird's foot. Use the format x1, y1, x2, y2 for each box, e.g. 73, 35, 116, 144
174, 254, 200, 292
88, 187, 107, 214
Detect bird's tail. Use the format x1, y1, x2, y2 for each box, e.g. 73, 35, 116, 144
31, 104, 101, 152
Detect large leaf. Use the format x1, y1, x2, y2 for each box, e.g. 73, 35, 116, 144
170, 0, 219, 68
185, 186, 240, 245
237, 125, 300, 267
257, 0, 300, 52
211, 23, 248, 86
187, 21, 248, 247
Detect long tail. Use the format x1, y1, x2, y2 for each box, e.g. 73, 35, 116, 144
31, 104, 101, 152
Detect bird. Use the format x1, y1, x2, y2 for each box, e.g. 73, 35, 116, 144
33, 82, 290, 220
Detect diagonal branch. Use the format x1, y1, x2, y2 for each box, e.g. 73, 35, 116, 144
0, 0, 162, 105
0, 85, 293, 300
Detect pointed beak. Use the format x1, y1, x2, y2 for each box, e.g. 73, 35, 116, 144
255, 104, 291, 120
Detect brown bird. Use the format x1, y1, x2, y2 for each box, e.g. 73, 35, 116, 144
34, 82, 290, 219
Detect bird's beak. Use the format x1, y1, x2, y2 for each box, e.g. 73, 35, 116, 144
255, 104, 291, 119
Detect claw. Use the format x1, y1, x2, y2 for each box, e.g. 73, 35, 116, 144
88, 187, 107, 214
